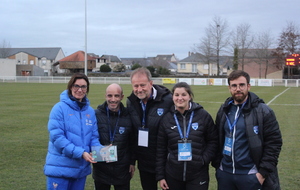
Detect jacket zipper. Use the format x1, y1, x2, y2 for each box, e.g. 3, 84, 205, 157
232, 106, 240, 174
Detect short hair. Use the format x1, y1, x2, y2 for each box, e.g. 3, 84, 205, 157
130, 67, 152, 81
172, 82, 194, 102
67, 73, 90, 96
227, 70, 250, 85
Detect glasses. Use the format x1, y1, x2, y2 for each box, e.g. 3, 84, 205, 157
73, 84, 87, 91
230, 83, 247, 90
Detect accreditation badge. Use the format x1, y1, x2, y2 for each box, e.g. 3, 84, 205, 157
138, 127, 149, 147
178, 140, 192, 161
223, 137, 233, 156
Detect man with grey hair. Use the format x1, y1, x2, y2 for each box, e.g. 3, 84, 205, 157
127, 68, 173, 190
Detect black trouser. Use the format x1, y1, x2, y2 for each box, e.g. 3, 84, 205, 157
216, 169, 262, 190
165, 172, 209, 190
139, 170, 158, 190
94, 180, 130, 190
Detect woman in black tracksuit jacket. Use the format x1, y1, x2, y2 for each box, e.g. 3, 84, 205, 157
156, 82, 218, 190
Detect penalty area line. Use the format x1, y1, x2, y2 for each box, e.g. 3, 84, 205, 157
267, 88, 290, 106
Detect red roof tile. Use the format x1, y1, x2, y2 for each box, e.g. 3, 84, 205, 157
59, 51, 94, 62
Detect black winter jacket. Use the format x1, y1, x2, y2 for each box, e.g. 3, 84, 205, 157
156, 102, 218, 182
92, 102, 134, 185
127, 84, 173, 173
213, 92, 282, 190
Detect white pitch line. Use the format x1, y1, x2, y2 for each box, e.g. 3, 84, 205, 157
196, 88, 292, 106
196, 101, 224, 104
270, 104, 300, 106
267, 88, 290, 105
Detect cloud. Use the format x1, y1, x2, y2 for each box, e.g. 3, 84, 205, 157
1, 0, 299, 60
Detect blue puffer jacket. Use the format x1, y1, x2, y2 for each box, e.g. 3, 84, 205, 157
44, 90, 101, 179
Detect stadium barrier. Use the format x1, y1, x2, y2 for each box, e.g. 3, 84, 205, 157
0, 76, 299, 87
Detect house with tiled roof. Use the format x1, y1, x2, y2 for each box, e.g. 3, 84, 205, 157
121, 54, 178, 72
178, 52, 232, 76
2, 47, 64, 76
54, 51, 96, 73
178, 49, 282, 78
96, 55, 122, 71
155, 54, 178, 63
121, 57, 153, 69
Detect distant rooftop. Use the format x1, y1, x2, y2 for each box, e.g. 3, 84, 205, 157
3, 47, 63, 60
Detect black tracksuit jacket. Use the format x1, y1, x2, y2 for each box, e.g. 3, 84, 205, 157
127, 84, 173, 173
156, 102, 218, 182
92, 102, 134, 185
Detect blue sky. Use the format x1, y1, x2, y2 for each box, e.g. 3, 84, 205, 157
1, 0, 299, 60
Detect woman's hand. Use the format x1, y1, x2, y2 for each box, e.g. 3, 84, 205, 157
82, 152, 96, 163
159, 179, 169, 190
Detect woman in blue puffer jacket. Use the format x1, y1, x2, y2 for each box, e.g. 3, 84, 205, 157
44, 73, 102, 190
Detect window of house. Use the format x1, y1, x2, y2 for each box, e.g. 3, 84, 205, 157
42, 60, 46, 65
180, 63, 186, 69
192, 64, 197, 73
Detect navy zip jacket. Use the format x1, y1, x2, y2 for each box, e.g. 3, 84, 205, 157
213, 92, 282, 190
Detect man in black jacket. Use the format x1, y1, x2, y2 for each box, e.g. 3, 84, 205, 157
213, 70, 282, 190
93, 83, 135, 190
127, 67, 173, 190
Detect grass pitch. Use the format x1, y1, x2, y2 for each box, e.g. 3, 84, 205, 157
0, 83, 299, 189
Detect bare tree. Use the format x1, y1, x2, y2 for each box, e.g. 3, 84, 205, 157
231, 23, 254, 70
278, 22, 300, 54
273, 21, 300, 78
196, 28, 213, 76
0, 40, 12, 58
208, 16, 230, 76
253, 31, 274, 78
233, 47, 239, 70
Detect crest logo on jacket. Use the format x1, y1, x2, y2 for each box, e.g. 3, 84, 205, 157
253, 126, 259, 134
52, 182, 58, 189
157, 108, 164, 116
119, 127, 125, 134
192, 123, 198, 130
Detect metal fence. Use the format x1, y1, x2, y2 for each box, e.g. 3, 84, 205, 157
0, 76, 299, 87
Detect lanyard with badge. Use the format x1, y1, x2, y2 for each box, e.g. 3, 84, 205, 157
105, 107, 120, 161
174, 111, 194, 161
223, 101, 247, 156
138, 100, 149, 147
106, 107, 120, 144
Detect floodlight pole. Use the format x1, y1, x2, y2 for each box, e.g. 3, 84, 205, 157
84, 0, 87, 75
